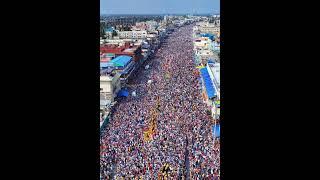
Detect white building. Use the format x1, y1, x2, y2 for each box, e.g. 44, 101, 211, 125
206, 62, 220, 119
194, 37, 212, 50
146, 21, 158, 32
207, 62, 220, 99
118, 30, 147, 39
211, 41, 220, 51
100, 73, 121, 104
196, 21, 220, 35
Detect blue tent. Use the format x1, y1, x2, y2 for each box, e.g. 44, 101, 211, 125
212, 125, 220, 138
200, 67, 216, 98
117, 89, 129, 97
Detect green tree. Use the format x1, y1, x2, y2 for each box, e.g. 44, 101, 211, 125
100, 26, 105, 37
112, 30, 117, 37
123, 26, 131, 31
100, 22, 106, 37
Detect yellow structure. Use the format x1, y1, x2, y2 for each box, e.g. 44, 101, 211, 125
158, 163, 172, 179
143, 97, 160, 142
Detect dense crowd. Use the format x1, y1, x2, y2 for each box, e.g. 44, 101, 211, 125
100, 24, 220, 179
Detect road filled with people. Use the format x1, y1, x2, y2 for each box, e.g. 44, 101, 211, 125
100, 24, 220, 179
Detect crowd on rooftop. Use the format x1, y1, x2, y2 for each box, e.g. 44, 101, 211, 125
100, 23, 220, 179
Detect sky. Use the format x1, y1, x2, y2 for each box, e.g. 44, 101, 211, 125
100, 0, 220, 15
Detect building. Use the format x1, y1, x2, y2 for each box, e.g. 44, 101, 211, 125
100, 55, 137, 87
212, 14, 220, 26
118, 30, 147, 39
133, 21, 158, 32
132, 22, 147, 31
193, 20, 220, 120
194, 37, 212, 50
212, 41, 220, 52
145, 20, 158, 32
200, 67, 217, 103
197, 50, 214, 65
200, 26, 219, 35
207, 62, 220, 99
164, 15, 168, 23
100, 42, 142, 62
100, 52, 115, 62
100, 55, 134, 72
196, 21, 220, 35
100, 43, 144, 74
207, 62, 220, 119
105, 27, 115, 39
200, 33, 215, 41
100, 73, 121, 104
193, 35, 218, 65
199, 66, 220, 120
141, 41, 151, 62
100, 94, 110, 111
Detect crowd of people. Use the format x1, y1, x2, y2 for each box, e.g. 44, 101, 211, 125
100, 23, 220, 179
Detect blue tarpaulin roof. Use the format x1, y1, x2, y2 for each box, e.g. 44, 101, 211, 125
110, 55, 132, 67
105, 27, 114, 32
100, 62, 114, 68
117, 89, 129, 97
201, 33, 215, 41
212, 124, 220, 138
200, 67, 216, 98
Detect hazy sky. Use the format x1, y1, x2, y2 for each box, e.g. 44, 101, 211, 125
100, 0, 220, 15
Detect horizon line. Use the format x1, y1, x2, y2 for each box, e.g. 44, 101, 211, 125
100, 12, 220, 15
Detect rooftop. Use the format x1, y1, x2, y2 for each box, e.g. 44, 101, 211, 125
209, 62, 220, 88
123, 48, 136, 53
100, 42, 140, 55
110, 55, 132, 67
100, 75, 113, 81
105, 27, 114, 32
